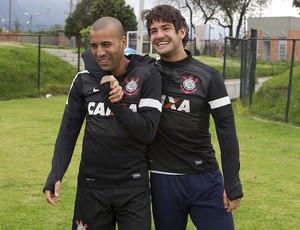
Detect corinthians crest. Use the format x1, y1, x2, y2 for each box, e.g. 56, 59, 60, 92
124, 77, 140, 96
180, 74, 199, 94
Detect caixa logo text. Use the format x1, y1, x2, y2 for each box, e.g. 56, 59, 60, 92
88, 102, 137, 116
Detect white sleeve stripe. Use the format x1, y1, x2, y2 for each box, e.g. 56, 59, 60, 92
150, 170, 186, 175
66, 70, 89, 105
139, 98, 162, 112
208, 96, 231, 109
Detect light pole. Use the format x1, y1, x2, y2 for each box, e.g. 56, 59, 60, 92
136, 0, 144, 54
9, 0, 12, 32
208, 25, 214, 56
1, 19, 5, 32
24, 12, 40, 31
1, 18, 9, 32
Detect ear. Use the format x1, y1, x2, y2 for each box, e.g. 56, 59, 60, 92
121, 36, 127, 49
179, 26, 187, 40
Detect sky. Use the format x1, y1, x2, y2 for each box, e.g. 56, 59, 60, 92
125, 0, 300, 39
125, 0, 300, 18
1, 0, 299, 32
262, 0, 300, 17
126, 0, 156, 20
0, 0, 70, 26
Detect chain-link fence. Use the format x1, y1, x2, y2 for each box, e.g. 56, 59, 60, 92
2, 33, 299, 125
223, 36, 300, 126
0, 33, 83, 100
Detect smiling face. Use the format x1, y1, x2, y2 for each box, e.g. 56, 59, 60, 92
149, 19, 187, 62
90, 24, 127, 76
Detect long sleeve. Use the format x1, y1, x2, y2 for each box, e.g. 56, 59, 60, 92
43, 74, 86, 193
208, 70, 243, 200
99, 66, 162, 144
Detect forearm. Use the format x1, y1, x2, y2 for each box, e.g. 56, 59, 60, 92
99, 82, 161, 143
44, 77, 85, 193
213, 106, 243, 200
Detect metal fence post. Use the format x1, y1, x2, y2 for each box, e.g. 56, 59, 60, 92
240, 39, 247, 101
37, 35, 41, 94
84, 34, 89, 50
285, 39, 295, 123
249, 29, 257, 107
223, 37, 227, 79
77, 34, 81, 72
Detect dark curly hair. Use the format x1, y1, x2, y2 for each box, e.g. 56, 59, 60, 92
141, 4, 189, 47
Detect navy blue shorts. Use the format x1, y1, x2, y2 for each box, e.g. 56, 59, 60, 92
150, 170, 234, 230
72, 186, 151, 230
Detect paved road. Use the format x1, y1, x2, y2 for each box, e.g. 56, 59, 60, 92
43, 48, 85, 70
226, 77, 269, 100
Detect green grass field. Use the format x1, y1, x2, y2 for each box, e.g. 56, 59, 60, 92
0, 96, 299, 229
250, 65, 300, 125
0, 43, 77, 100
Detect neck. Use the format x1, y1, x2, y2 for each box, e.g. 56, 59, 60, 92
112, 57, 130, 77
161, 48, 188, 62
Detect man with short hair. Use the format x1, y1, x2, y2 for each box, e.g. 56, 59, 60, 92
43, 16, 162, 230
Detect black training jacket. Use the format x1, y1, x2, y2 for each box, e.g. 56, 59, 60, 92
82, 50, 243, 201
128, 51, 242, 201
43, 50, 162, 193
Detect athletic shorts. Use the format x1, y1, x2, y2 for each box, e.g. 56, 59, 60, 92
150, 170, 234, 230
72, 186, 151, 230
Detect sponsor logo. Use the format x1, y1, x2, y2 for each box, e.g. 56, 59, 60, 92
75, 220, 88, 230
180, 74, 199, 94
88, 102, 112, 116
93, 88, 99, 93
88, 102, 137, 116
124, 77, 140, 96
132, 173, 141, 179
161, 95, 190, 113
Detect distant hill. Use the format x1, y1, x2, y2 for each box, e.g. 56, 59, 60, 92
0, 0, 70, 31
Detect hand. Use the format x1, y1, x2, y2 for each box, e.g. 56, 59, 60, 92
44, 181, 61, 206
100, 75, 123, 103
223, 190, 241, 212
100, 75, 115, 86
109, 84, 123, 103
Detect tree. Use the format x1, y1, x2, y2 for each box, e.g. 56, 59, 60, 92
89, 0, 137, 33
158, 0, 271, 53
65, 0, 94, 37
293, 0, 300, 9
65, 0, 137, 37
192, 0, 270, 39
193, 0, 272, 54
13, 18, 22, 32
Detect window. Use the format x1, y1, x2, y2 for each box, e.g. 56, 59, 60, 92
278, 38, 287, 60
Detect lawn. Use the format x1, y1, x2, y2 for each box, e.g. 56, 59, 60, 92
250, 65, 300, 125
0, 43, 77, 100
0, 96, 299, 229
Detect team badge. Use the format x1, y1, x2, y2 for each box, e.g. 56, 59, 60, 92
180, 74, 199, 94
75, 220, 88, 230
124, 77, 140, 96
